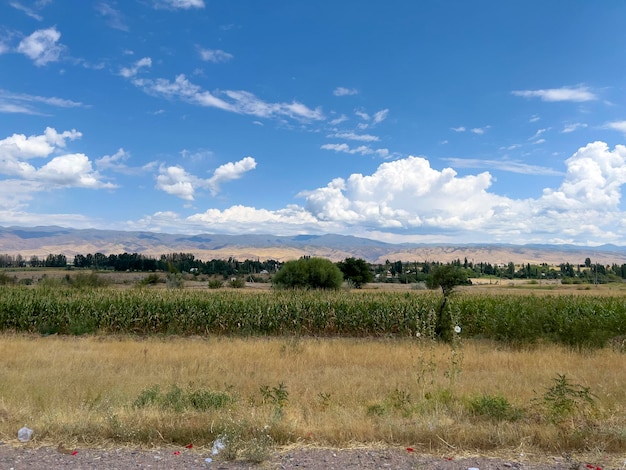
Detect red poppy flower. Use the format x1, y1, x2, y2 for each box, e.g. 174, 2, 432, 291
186, 443, 193, 449
406, 447, 414, 452
71, 450, 78, 456
174, 451, 181, 455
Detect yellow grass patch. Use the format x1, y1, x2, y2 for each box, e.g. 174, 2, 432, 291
0, 334, 625, 461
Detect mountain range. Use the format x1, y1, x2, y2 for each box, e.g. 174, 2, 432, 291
1, 225, 626, 266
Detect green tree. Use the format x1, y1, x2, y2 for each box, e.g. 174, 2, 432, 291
273, 257, 343, 290
336, 257, 373, 288
426, 264, 471, 342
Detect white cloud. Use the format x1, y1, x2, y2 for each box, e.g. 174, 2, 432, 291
562, 123, 587, 133
207, 156, 257, 195
17, 27, 64, 66
198, 48, 233, 63
0, 128, 114, 190
132, 74, 324, 121
37, 153, 112, 188
541, 141, 626, 210
96, 148, 155, 175
529, 128, 549, 140
95, 2, 128, 31
0, 128, 81, 160
443, 157, 562, 176
321, 143, 388, 157
451, 126, 466, 132
156, 165, 196, 200
120, 57, 152, 78
512, 86, 597, 102
129, 141, 626, 245
333, 87, 358, 96
156, 157, 257, 200
529, 115, 540, 123
0, 89, 84, 114
470, 126, 490, 135
9, 1, 43, 20
329, 114, 348, 125
605, 121, 626, 135
153, 0, 205, 9
372, 109, 389, 124
327, 132, 379, 142
130, 204, 325, 236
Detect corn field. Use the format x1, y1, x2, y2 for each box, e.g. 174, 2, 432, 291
0, 286, 625, 348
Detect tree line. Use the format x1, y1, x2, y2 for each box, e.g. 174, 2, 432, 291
1, 251, 626, 284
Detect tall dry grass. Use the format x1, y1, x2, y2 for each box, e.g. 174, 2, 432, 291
0, 334, 625, 459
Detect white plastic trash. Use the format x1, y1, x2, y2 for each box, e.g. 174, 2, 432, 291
211, 437, 225, 455
17, 427, 33, 442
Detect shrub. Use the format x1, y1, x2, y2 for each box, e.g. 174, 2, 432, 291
533, 374, 596, 423
228, 278, 246, 289
70, 272, 109, 288
0, 272, 15, 285
165, 272, 184, 289
467, 394, 523, 421
208, 279, 224, 289
139, 273, 162, 285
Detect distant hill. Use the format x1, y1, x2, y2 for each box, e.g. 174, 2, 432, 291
1, 225, 626, 265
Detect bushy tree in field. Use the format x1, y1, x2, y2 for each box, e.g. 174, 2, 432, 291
336, 257, 373, 288
426, 264, 471, 342
273, 257, 343, 290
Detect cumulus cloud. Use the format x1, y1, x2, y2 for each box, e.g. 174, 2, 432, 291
198, 48, 233, 63
207, 156, 256, 195
156, 156, 257, 200
142, 141, 626, 245
156, 165, 196, 200
541, 141, 626, 210
132, 74, 323, 121
0, 128, 114, 189
333, 87, 358, 96
17, 27, 64, 66
512, 86, 597, 102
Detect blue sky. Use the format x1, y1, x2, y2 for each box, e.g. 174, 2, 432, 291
1, 0, 626, 246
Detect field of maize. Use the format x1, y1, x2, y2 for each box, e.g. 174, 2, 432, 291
1, 286, 625, 348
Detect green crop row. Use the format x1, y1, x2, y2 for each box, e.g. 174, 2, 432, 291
0, 286, 625, 348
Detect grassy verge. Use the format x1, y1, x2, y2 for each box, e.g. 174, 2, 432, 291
0, 335, 625, 460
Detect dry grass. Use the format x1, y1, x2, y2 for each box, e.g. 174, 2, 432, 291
1, 334, 625, 461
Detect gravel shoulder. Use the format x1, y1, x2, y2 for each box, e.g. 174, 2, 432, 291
1, 443, 621, 470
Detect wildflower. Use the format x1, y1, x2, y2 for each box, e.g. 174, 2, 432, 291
406, 447, 414, 452
186, 443, 193, 449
